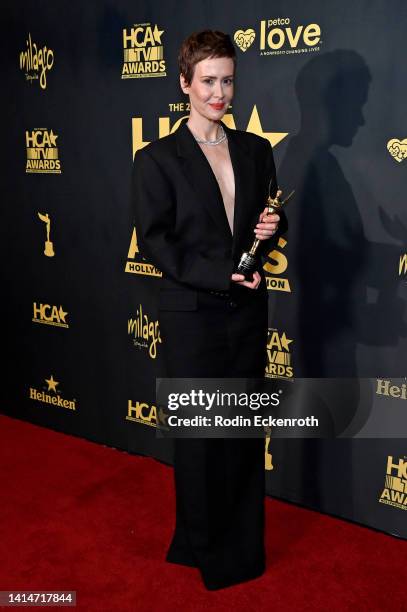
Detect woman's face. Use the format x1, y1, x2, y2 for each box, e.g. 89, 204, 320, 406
180, 56, 235, 121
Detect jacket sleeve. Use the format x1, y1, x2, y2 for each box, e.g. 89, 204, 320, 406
131, 147, 235, 291
255, 138, 288, 258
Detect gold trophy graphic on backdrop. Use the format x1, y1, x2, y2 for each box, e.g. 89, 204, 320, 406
235, 181, 295, 280
264, 426, 274, 471
38, 212, 55, 257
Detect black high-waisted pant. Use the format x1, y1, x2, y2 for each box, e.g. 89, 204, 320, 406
159, 285, 269, 590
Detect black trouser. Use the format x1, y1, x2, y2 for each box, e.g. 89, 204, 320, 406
160, 286, 268, 590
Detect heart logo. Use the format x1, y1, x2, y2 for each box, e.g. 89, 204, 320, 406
234, 29, 256, 52
387, 138, 407, 163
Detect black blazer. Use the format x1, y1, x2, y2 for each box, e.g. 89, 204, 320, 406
131, 120, 287, 297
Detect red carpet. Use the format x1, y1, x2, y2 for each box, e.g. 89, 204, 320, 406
0, 414, 406, 611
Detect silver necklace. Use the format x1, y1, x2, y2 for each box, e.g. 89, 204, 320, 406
189, 123, 227, 145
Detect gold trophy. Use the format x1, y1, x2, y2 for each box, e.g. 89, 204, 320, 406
38, 212, 55, 257
235, 181, 295, 280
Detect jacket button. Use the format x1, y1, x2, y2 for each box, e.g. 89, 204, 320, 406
229, 300, 237, 308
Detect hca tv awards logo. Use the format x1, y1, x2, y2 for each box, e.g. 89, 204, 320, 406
19, 33, 54, 89
265, 328, 294, 379
122, 23, 166, 79
128, 304, 162, 359
125, 227, 162, 277
26, 129, 61, 174
32, 302, 69, 328
234, 17, 322, 56
378, 455, 407, 511
126, 399, 167, 428
131, 105, 288, 158
29, 375, 77, 411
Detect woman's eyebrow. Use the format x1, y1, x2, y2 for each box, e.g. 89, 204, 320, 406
200, 74, 234, 78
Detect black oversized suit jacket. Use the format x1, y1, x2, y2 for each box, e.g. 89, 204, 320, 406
131, 120, 287, 299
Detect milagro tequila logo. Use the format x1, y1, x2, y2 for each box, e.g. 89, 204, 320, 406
378, 455, 407, 511
122, 23, 166, 79
19, 33, 54, 89
128, 304, 161, 359
29, 375, 77, 411
32, 302, 69, 328
126, 399, 166, 428
26, 129, 61, 174
125, 227, 162, 276
265, 328, 294, 379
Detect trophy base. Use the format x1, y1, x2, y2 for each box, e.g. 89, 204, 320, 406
235, 252, 256, 280
44, 241, 55, 257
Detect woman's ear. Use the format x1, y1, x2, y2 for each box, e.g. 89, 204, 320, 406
179, 73, 190, 94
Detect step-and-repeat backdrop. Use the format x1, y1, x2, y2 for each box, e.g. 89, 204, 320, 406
2, 1, 406, 539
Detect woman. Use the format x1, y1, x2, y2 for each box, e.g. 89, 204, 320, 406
132, 30, 287, 590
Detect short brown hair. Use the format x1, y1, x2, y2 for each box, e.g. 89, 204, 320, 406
178, 30, 236, 85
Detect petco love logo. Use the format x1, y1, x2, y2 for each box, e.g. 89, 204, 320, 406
234, 29, 256, 52
387, 138, 407, 163
260, 17, 321, 56
234, 17, 322, 57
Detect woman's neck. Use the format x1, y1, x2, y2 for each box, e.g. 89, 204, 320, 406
186, 117, 221, 142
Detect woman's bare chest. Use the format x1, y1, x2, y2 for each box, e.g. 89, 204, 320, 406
199, 143, 236, 205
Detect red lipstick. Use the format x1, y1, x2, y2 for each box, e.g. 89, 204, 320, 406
209, 103, 224, 110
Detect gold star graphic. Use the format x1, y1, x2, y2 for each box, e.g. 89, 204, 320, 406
49, 130, 58, 147
58, 306, 68, 323
280, 333, 293, 352
153, 24, 164, 44
45, 375, 59, 392
246, 105, 288, 147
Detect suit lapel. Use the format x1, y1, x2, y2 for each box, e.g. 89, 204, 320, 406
223, 122, 257, 257
175, 120, 257, 258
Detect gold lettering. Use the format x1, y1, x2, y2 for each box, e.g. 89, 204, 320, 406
303, 24, 321, 46
390, 385, 401, 398
387, 456, 407, 480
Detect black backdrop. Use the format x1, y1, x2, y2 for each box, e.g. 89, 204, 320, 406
2, 1, 406, 539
